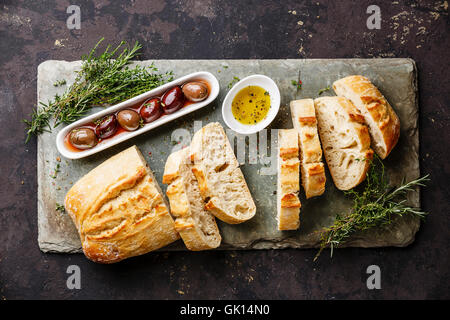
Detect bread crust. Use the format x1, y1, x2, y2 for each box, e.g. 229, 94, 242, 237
163, 147, 221, 251
333, 75, 400, 159
277, 129, 301, 230
64, 146, 179, 263
290, 99, 326, 198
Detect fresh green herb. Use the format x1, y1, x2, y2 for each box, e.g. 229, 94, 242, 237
223, 65, 229, 69
24, 38, 174, 142
314, 156, 429, 261
55, 203, 65, 213
318, 86, 331, 95
291, 80, 302, 90
53, 79, 67, 87
227, 76, 240, 89
264, 91, 269, 96
50, 163, 61, 179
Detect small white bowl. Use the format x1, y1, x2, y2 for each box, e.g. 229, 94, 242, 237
222, 74, 280, 134
56, 71, 219, 159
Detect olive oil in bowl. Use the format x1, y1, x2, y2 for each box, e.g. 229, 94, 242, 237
231, 86, 270, 125
221, 74, 280, 135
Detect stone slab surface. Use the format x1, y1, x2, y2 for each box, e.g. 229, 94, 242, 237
37, 58, 419, 253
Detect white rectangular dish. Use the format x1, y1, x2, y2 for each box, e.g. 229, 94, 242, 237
56, 71, 219, 159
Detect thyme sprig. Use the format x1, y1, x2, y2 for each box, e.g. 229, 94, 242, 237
227, 76, 240, 89
55, 203, 65, 213
314, 156, 429, 260
24, 38, 174, 142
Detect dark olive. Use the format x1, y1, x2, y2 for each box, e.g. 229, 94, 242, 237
161, 86, 185, 114
182, 81, 208, 102
69, 127, 98, 150
140, 98, 162, 123
117, 109, 141, 131
95, 114, 117, 139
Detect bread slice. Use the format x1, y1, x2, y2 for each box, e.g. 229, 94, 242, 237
189, 122, 256, 224
314, 97, 374, 190
65, 145, 180, 263
277, 129, 301, 230
163, 147, 221, 251
290, 99, 326, 198
333, 75, 400, 159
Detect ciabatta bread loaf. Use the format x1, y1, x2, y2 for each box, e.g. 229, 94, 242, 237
189, 122, 256, 224
314, 97, 374, 190
64, 146, 179, 263
277, 129, 301, 230
163, 147, 221, 251
332, 75, 400, 159
290, 99, 326, 198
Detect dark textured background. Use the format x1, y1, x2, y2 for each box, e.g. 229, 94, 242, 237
0, 0, 448, 299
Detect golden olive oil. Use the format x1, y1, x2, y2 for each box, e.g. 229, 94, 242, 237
232, 86, 270, 125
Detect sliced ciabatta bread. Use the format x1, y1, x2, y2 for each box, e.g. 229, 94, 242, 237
332, 75, 400, 159
301, 162, 326, 198
189, 122, 256, 224
163, 148, 221, 250
277, 129, 301, 230
314, 97, 374, 190
290, 99, 326, 198
163, 147, 221, 250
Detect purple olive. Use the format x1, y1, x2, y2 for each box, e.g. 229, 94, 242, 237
182, 81, 208, 102
69, 128, 98, 149
95, 114, 117, 139
117, 109, 141, 131
161, 86, 185, 114
140, 98, 162, 123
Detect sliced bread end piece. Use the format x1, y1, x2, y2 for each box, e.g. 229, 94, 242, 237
332, 75, 400, 159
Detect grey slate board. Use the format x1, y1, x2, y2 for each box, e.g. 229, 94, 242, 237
37, 58, 420, 253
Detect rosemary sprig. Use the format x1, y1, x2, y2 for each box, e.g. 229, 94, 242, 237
24, 38, 174, 142
314, 156, 429, 260
318, 86, 331, 95
53, 79, 67, 87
